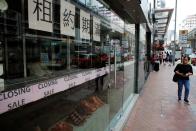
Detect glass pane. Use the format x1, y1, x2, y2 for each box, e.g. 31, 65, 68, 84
123, 23, 135, 104
0, 38, 4, 92
108, 35, 124, 126
26, 38, 70, 80
138, 25, 147, 91
79, 0, 86, 5
0, 0, 137, 131
157, 19, 167, 23
5, 38, 24, 88
155, 12, 169, 18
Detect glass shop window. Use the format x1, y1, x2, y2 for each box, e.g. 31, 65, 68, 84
72, 41, 96, 69
26, 38, 68, 79
6, 38, 24, 79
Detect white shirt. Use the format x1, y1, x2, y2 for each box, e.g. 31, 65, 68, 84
163, 53, 167, 59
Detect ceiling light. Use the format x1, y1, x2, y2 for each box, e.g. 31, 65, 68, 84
0, 0, 8, 12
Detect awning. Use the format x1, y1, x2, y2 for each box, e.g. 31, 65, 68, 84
103, 0, 146, 24
154, 8, 173, 40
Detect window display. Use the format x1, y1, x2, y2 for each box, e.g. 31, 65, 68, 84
50, 121, 73, 131
67, 96, 104, 126
26, 38, 69, 78
0, 0, 137, 131
0, 81, 109, 131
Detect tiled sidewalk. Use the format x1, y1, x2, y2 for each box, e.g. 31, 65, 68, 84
123, 64, 196, 131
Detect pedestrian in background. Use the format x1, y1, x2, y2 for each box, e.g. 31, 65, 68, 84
159, 52, 163, 65
174, 56, 193, 104
150, 54, 156, 69
168, 52, 173, 66
166, 51, 170, 64
163, 52, 167, 65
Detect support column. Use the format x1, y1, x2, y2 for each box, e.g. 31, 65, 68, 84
134, 24, 140, 93
146, 32, 152, 73
146, 32, 151, 61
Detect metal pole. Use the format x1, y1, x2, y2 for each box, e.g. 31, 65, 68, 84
173, 0, 177, 65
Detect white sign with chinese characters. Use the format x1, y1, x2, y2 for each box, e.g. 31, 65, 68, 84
28, 0, 53, 32
93, 16, 100, 42
80, 10, 90, 40
60, 0, 75, 37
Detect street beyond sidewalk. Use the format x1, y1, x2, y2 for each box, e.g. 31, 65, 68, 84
123, 63, 196, 131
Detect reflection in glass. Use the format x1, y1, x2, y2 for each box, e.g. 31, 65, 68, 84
26, 38, 69, 78
0, 0, 137, 131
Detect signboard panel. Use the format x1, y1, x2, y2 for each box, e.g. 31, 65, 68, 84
179, 30, 188, 44
28, 0, 53, 32
0, 67, 109, 114
80, 10, 90, 40
93, 16, 100, 41
60, 0, 75, 36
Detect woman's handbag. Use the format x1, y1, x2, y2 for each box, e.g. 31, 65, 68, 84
172, 74, 179, 82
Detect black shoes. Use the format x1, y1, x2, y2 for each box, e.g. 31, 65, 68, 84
178, 98, 181, 101
184, 99, 189, 104
178, 98, 190, 104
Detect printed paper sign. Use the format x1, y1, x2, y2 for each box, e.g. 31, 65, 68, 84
93, 16, 100, 41
28, 0, 53, 32
60, 0, 75, 36
0, 67, 108, 114
80, 10, 90, 40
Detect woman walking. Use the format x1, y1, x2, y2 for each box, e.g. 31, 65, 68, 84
174, 56, 193, 104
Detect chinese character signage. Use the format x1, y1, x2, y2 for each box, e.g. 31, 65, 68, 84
93, 16, 100, 42
80, 10, 90, 40
28, 0, 53, 32
60, 0, 75, 37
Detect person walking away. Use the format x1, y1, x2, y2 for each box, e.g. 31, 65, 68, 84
174, 56, 193, 104
159, 52, 163, 65
154, 54, 160, 71
151, 54, 156, 70
163, 52, 167, 65
166, 52, 170, 64
168, 52, 173, 66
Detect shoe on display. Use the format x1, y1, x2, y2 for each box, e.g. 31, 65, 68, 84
88, 96, 102, 108
51, 121, 73, 131
67, 111, 86, 126
80, 100, 97, 112
75, 105, 89, 116
94, 96, 104, 105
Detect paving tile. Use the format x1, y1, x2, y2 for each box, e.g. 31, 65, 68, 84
123, 64, 196, 131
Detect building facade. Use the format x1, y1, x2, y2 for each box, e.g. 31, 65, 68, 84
0, 0, 153, 130
188, 28, 196, 51
180, 14, 196, 31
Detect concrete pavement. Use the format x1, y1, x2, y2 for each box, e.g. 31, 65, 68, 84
123, 63, 196, 131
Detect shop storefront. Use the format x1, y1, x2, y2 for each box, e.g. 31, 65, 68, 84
0, 0, 141, 130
